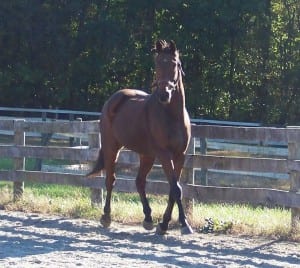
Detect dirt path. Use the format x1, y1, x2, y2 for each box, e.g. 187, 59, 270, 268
0, 210, 299, 268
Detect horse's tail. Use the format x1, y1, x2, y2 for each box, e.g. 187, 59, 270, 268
86, 149, 104, 178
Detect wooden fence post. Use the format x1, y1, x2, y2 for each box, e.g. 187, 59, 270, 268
182, 137, 195, 217
288, 139, 300, 233
35, 112, 52, 171
13, 119, 25, 201
199, 137, 208, 185
69, 113, 75, 147
75, 118, 82, 147
88, 132, 103, 207
69, 117, 83, 147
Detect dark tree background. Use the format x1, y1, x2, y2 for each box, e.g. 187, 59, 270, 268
0, 0, 299, 124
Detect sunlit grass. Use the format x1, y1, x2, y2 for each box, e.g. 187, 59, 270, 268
0, 182, 297, 240
192, 203, 292, 238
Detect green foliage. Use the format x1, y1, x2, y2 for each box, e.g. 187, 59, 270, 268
0, 0, 299, 124
0, 158, 13, 170
0, 157, 39, 171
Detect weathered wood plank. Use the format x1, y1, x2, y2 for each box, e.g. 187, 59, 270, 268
0, 145, 98, 161
1, 120, 291, 143
0, 120, 296, 143
0, 120, 14, 131
16, 120, 100, 134
2, 170, 166, 194
2, 170, 105, 188
206, 140, 287, 157
185, 154, 288, 173
182, 184, 300, 209
0, 107, 100, 117
1, 119, 295, 148
192, 125, 287, 143
2, 144, 296, 174
0, 145, 137, 163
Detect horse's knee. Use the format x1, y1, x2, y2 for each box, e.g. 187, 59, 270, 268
136, 178, 145, 194
105, 175, 116, 192
171, 181, 183, 201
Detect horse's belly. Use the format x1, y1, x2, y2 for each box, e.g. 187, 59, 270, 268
111, 100, 153, 155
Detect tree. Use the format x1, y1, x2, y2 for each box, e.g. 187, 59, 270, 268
0, 0, 299, 124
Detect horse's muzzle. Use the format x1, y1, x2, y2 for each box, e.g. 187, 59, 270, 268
158, 87, 173, 104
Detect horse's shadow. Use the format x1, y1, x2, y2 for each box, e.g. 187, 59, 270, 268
0, 212, 299, 267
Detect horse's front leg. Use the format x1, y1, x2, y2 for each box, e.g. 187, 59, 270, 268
173, 153, 193, 234
156, 151, 193, 235
156, 191, 175, 235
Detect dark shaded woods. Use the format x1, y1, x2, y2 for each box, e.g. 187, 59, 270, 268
0, 1, 299, 124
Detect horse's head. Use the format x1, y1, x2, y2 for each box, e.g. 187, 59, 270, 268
153, 40, 185, 105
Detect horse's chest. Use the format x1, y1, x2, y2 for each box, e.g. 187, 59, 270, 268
148, 104, 190, 153
155, 121, 188, 152
168, 124, 186, 148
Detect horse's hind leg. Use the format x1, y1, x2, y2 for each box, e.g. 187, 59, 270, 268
100, 143, 120, 228
136, 155, 155, 230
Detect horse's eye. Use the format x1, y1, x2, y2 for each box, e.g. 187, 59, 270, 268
178, 62, 185, 76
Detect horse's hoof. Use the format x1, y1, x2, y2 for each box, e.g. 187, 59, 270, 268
181, 224, 194, 235
100, 214, 111, 228
143, 220, 154, 230
156, 223, 167, 235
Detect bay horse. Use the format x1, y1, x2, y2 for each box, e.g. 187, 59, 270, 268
87, 40, 193, 235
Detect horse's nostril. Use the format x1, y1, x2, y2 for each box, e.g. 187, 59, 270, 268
159, 91, 170, 103
159, 96, 167, 103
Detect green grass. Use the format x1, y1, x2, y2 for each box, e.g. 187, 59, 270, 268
192, 203, 292, 237
0, 182, 298, 241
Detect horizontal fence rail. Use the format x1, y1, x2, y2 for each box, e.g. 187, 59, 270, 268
0, 117, 300, 232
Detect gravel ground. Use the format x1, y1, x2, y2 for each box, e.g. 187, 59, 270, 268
0, 210, 299, 268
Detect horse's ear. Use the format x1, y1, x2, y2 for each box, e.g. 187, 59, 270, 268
170, 40, 176, 53
155, 40, 163, 53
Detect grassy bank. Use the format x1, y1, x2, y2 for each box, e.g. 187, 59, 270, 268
0, 181, 298, 241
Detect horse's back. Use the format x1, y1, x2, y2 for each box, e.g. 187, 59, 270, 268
102, 89, 148, 121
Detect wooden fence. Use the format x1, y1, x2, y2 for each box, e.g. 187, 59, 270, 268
0, 118, 300, 232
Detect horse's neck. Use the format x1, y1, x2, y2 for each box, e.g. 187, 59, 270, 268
169, 84, 186, 119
